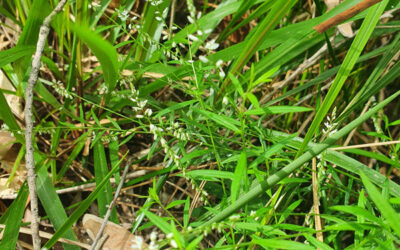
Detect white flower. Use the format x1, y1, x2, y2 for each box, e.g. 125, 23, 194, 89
170, 239, 178, 248
219, 70, 225, 78
155, 16, 162, 21
136, 115, 144, 118
199, 55, 208, 63
166, 233, 173, 239
188, 34, 198, 42
145, 109, 153, 116
204, 28, 212, 34
197, 11, 202, 19
187, 15, 195, 23
197, 30, 203, 36
229, 214, 240, 220
222, 96, 229, 105
216, 59, 223, 68
205, 39, 219, 50
150, 231, 157, 241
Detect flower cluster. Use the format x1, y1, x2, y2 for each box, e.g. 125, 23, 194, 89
149, 123, 190, 169
128, 86, 153, 119
49, 80, 73, 99
322, 107, 338, 136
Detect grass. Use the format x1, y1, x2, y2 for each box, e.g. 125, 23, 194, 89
0, 0, 400, 249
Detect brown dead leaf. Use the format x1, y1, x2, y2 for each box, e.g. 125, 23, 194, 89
82, 214, 147, 250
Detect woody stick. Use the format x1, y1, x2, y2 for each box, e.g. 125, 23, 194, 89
314, 0, 382, 33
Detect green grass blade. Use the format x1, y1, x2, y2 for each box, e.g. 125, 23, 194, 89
70, 24, 118, 99
43, 155, 125, 249
218, 0, 298, 95
0, 89, 23, 142
231, 151, 247, 203
36, 167, 80, 250
360, 171, 400, 236
0, 46, 35, 68
93, 138, 118, 222
199, 90, 399, 227
0, 183, 28, 249
296, 0, 389, 157
192, 107, 241, 134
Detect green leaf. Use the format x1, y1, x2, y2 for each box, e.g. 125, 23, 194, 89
143, 210, 172, 234
0, 46, 35, 68
184, 170, 235, 181
297, 0, 389, 157
70, 24, 118, 94
93, 139, 118, 222
43, 155, 126, 249
360, 171, 400, 236
231, 151, 247, 203
0, 183, 28, 249
193, 107, 241, 133
37, 167, 80, 250
245, 106, 313, 115
252, 237, 314, 250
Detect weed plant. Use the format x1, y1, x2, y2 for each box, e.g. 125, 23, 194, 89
0, 0, 400, 249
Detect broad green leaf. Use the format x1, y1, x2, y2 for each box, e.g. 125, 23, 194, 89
70, 24, 118, 94
43, 155, 126, 249
252, 237, 314, 250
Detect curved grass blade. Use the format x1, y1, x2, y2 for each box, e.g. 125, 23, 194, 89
0, 183, 28, 249
42, 154, 126, 249
296, 0, 389, 157
360, 171, 400, 236
218, 0, 298, 97
70, 24, 118, 98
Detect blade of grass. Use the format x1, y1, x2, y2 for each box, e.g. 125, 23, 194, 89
296, 0, 389, 157
360, 171, 400, 236
0, 183, 29, 249
43, 154, 127, 249
198, 90, 399, 227
93, 137, 118, 223
36, 166, 80, 250
217, 0, 298, 98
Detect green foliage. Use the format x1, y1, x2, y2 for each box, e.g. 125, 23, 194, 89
0, 0, 399, 248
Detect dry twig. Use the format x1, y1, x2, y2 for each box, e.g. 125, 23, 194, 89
24, 1, 67, 248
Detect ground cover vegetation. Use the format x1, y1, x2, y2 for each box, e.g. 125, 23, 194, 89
0, 0, 400, 249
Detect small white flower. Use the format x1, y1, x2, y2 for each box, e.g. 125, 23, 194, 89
222, 96, 229, 105
188, 34, 198, 42
145, 109, 153, 116
197, 30, 203, 36
199, 55, 208, 63
187, 60, 194, 64
229, 214, 240, 220
197, 11, 202, 19
216, 59, 223, 68
155, 16, 162, 21
204, 28, 212, 34
136, 115, 144, 118
166, 233, 173, 239
219, 70, 225, 78
205, 39, 219, 50
150, 231, 157, 241
187, 15, 195, 23
170, 239, 178, 248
